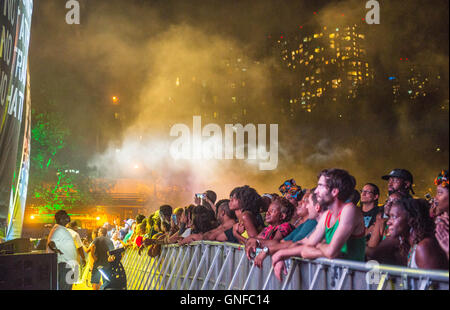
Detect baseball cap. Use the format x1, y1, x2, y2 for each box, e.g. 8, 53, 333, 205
381, 169, 414, 184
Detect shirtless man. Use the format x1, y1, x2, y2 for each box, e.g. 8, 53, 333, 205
271, 169, 366, 280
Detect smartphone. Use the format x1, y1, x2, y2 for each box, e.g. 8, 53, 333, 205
196, 193, 205, 199
172, 214, 177, 225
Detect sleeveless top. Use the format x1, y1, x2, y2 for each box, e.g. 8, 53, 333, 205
240, 213, 266, 240
407, 244, 419, 269
259, 222, 294, 240
324, 210, 366, 261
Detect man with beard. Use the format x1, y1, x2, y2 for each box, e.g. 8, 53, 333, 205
271, 169, 366, 281
381, 169, 414, 198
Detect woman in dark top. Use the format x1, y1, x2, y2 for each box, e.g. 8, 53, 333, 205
223, 185, 265, 244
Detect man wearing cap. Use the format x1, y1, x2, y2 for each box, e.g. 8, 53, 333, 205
382, 169, 415, 198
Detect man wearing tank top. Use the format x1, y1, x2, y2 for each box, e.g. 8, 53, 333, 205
271, 169, 366, 281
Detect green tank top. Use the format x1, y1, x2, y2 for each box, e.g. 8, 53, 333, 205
324, 211, 366, 261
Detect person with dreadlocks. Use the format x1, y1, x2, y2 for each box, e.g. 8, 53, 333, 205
386, 198, 447, 270
434, 170, 449, 261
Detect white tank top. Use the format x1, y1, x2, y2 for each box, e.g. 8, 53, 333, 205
407, 244, 418, 269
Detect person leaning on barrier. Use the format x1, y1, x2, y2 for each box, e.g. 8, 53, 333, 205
246, 190, 325, 268
387, 198, 447, 270
256, 197, 295, 240
178, 205, 219, 245
432, 169, 449, 261
241, 196, 295, 264
201, 200, 237, 242
224, 186, 265, 244
365, 192, 404, 264
271, 169, 366, 281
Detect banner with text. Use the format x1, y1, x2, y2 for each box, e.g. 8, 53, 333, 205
0, 0, 33, 238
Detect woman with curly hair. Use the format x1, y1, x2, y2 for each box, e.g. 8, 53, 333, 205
387, 198, 447, 270
257, 197, 295, 241
227, 185, 265, 244
434, 170, 449, 260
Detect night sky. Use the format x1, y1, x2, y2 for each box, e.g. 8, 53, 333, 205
28, 0, 449, 206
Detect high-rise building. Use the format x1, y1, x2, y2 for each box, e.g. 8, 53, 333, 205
272, 23, 374, 114
388, 60, 442, 103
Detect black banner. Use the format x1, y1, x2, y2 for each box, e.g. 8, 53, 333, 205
0, 0, 33, 238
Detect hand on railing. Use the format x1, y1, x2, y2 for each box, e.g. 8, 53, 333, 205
245, 238, 258, 260
273, 260, 287, 281
254, 251, 268, 268
271, 250, 288, 281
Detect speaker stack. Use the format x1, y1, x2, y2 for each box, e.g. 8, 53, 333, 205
0, 238, 57, 290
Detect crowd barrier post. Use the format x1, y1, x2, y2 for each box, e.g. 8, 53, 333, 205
120, 241, 449, 290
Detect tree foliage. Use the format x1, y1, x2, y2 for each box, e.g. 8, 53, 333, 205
29, 103, 111, 212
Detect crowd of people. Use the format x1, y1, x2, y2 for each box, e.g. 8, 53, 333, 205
45, 167, 449, 289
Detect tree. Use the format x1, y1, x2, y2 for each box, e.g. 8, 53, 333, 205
28, 103, 112, 213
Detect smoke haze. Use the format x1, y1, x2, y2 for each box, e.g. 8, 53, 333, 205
29, 0, 449, 209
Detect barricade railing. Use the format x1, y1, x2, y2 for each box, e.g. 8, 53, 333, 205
121, 241, 449, 290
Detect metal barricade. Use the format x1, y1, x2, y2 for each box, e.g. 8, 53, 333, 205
121, 241, 449, 290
